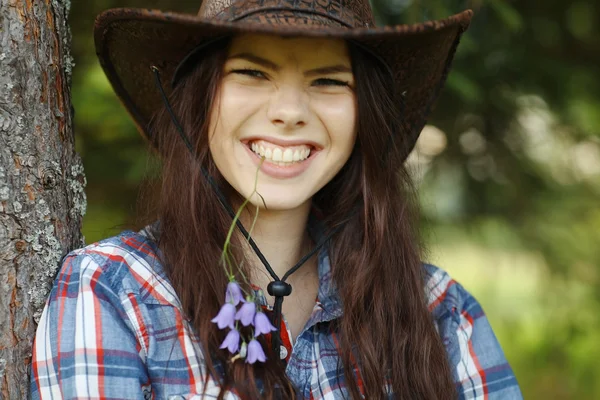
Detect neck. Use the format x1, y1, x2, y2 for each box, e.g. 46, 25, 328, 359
237, 200, 315, 287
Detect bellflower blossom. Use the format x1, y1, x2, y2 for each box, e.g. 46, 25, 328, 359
212, 280, 277, 364
225, 281, 243, 306
254, 311, 278, 336
235, 301, 256, 326
220, 328, 240, 353
211, 303, 236, 329
246, 339, 267, 363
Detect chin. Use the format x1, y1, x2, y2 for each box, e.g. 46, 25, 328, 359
251, 195, 310, 212
241, 188, 311, 212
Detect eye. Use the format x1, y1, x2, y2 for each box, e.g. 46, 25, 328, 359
231, 69, 266, 78
312, 78, 350, 87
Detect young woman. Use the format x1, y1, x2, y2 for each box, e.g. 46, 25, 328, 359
31, 1, 523, 399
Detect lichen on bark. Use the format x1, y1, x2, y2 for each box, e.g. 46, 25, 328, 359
0, 0, 84, 398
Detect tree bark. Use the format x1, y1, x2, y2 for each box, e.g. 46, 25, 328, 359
0, 1, 84, 398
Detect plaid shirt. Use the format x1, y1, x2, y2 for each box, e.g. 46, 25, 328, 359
31, 227, 522, 399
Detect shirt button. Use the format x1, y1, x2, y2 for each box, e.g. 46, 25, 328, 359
279, 345, 288, 359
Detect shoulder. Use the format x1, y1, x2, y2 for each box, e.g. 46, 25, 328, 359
423, 263, 467, 318
422, 262, 492, 345
423, 263, 498, 326
423, 264, 523, 399
56, 228, 179, 307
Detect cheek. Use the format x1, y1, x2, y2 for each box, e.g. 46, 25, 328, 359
318, 97, 357, 153
208, 85, 262, 146
221, 83, 265, 123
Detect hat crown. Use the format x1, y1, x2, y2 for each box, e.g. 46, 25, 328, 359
198, 0, 375, 28
197, 0, 227, 19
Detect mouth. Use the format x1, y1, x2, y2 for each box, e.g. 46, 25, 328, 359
242, 138, 319, 167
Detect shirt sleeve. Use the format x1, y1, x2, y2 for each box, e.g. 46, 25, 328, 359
450, 283, 523, 400
30, 252, 151, 400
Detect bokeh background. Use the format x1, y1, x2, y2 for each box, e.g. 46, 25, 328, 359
70, 0, 600, 398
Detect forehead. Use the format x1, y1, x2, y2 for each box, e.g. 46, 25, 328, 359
228, 34, 351, 65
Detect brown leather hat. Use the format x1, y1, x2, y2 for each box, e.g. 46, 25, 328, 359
94, 0, 473, 157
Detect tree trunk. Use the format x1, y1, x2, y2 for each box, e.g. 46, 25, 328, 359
0, 1, 84, 398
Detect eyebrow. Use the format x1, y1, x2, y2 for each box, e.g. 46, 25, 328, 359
228, 53, 352, 76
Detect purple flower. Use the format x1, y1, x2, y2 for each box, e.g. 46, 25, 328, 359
235, 302, 256, 326
246, 339, 267, 363
211, 303, 236, 329
225, 281, 243, 306
253, 311, 277, 336
219, 328, 240, 353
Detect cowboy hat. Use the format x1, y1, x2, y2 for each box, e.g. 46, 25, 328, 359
94, 0, 472, 158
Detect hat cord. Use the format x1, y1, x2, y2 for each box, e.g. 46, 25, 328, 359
151, 66, 341, 360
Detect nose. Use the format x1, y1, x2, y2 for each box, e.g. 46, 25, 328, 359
266, 82, 308, 130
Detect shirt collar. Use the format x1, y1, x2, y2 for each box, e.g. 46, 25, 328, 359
144, 211, 344, 320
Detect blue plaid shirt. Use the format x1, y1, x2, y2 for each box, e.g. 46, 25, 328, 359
31, 227, 522, 399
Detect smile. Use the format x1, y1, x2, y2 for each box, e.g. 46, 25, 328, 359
249, 139, 312, 166
242, 138, 319, 179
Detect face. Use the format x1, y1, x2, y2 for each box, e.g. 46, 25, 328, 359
207, 34, 357, 212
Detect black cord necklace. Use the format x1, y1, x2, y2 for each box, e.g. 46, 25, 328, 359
151, 66, 342, 360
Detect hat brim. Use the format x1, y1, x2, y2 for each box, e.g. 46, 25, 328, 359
94, 8, 473, 158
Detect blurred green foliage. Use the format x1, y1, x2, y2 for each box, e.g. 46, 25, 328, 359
70, 0, 600, 398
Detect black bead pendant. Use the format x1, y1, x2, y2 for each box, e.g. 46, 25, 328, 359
267, 281, 292, 297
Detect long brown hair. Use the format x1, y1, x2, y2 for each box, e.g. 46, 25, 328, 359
145, 36, 456, 399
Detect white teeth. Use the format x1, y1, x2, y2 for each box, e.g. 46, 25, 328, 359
249, 140, 312, 165
283, 148, 293, 162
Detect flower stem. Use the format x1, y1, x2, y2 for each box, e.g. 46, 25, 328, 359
220, 158, 264, 282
